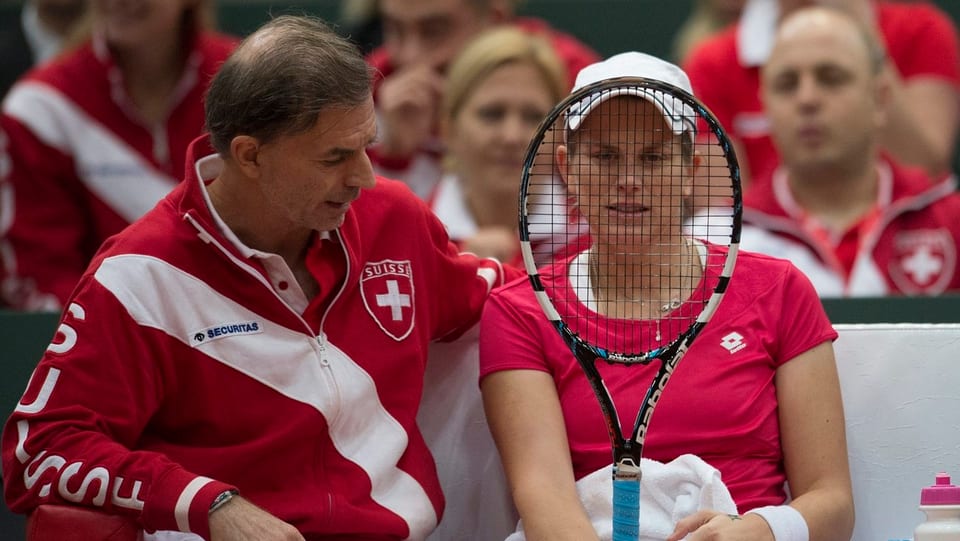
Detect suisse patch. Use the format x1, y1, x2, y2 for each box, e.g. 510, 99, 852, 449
888, 228, 956, 295
360, 259, 416, 341
191, 321, 263, 346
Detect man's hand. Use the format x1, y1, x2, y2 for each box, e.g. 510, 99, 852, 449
666, 509, 774, 541
375, 64, 445, 159
463, 227, 519, 262
208, 495, 305, 541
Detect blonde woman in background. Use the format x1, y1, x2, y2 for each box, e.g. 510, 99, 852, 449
433, 25, 580, 266
0, 0, 237, 310
672, 0, 745, 63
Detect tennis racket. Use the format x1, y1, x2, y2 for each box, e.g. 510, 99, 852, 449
518, 74, 742, 540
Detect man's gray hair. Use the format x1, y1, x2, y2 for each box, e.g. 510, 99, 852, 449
205, 15, 373, 155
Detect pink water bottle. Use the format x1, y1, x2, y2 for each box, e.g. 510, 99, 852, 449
915, 473, 960, 540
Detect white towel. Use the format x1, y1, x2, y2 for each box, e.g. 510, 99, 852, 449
505, 454, 738, 541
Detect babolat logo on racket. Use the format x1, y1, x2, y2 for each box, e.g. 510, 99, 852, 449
191, 321, 262, 346
360, 259, 416, 341
635, 342, 688, 445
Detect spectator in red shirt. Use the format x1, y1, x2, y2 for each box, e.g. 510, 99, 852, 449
684, 0, 960, 186
366, 0, 600, 200
744, 5, 960, 296
0, 0, 237, 310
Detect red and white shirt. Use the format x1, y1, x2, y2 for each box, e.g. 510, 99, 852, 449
0, 31, 237, 310
429, 172, 590, 268
1, 136, 519, 540
479, 245, 836, 512
740, 159, 960, 297
683, 0, 960, 184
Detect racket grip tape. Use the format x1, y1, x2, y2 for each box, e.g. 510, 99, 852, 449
612, 479, 640, 541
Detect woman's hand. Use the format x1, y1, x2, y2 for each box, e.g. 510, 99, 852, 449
666, 510, 773, 541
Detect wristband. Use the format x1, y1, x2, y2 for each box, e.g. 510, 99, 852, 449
209, 489, 239, 515
746, 505, 809, 541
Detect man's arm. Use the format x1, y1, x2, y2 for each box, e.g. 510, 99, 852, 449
1, 282, 235, 540
877, 65, 959, 175
417, 194, 524, 341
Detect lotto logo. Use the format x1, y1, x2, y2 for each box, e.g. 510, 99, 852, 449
720, 332, 746, 354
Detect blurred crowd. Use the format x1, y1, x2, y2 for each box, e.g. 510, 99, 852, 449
1, 0, 959, 310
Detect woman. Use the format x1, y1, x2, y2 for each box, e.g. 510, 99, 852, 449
0, 0, 236, 310
433, 26, 579, 266
479, 52, 854, 540
672, 0, 745, 63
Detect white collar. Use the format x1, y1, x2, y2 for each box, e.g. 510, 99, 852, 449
773, 160, 894, 219
737, 0, 878, 67
737, 0, 780, 67
21, 2, 65, 65
431, 173, 478, 240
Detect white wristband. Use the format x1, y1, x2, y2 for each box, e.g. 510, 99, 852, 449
746, 505, 809, 541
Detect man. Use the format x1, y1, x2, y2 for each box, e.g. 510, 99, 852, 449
740, 6, 960, 296
2, 15, 518, 540
366, 0, 599, 199
684, 0, 960, 185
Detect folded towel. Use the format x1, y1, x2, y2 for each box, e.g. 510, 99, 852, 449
506, 454, 738, 541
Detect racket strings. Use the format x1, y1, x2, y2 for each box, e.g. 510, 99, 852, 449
522, 82, 738, 360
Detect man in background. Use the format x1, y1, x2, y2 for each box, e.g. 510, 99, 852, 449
366, 0, 599, 199
684, 0, 960, 185
737, 5, 960, 296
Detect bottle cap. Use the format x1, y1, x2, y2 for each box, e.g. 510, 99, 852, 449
920, 473, 960, 505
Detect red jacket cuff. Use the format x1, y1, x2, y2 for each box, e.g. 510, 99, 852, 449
141, 468, 237, 541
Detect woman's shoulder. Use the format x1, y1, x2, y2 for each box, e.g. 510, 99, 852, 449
720, 245, 807, 294
17, 42, 97, 89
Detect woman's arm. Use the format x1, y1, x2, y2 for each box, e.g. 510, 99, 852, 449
668, 341, 854, 541
481, 369, 600, 541
775, 340, 855, 541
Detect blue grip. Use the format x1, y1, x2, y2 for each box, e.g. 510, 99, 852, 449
612, 479, 640, 541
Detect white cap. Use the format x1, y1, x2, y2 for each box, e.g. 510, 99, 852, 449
566, 52, 697, 135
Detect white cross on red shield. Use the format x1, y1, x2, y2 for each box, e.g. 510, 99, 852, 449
360, 259, 416, 341
888, 228, 956, 295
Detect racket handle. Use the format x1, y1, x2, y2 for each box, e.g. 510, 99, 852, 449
612, 479, 640, 541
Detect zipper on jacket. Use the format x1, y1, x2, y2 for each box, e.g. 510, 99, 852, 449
186, 213, 351, 416
152, 124, 170, 166
316, 332, 330, 367
314, 331, 343, 426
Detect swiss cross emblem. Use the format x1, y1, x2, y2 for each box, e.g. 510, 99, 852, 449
360, 259, 416, 341
889, 229, 956, 294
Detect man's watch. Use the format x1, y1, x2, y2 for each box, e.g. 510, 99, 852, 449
209, 489, 239, 515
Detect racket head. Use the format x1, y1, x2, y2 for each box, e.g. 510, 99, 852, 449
518, 74, 742, 364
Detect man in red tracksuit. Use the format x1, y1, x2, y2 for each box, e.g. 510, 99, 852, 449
2, 15, 520, 541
